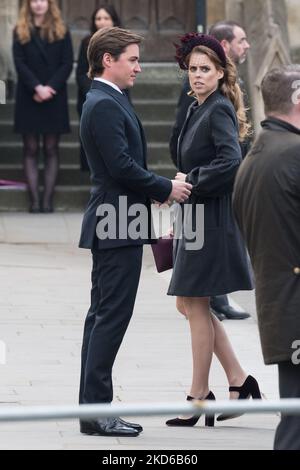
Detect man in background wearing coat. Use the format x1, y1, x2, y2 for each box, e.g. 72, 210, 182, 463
170, 20, 251, 321
78, 27, 192, 437
233, 65, 300, 450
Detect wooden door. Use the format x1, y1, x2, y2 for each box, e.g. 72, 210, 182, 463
59, 0, 197, 61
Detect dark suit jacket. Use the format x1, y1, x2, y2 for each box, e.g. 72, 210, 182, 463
13, 28, 73, 134
79, 80, 172, 250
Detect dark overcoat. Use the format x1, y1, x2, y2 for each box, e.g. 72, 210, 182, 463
233, 117, 300, 365
169, 77, 250, 166
168, 89, 253, 297
13, 27, 73, 134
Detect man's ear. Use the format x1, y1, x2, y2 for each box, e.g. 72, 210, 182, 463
220, 39, 230, 56
102, 52, 113, 69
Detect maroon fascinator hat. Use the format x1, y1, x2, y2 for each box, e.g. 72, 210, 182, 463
174, 33, 227, 70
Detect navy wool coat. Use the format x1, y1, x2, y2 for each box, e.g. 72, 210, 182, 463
13, 27, 73, 134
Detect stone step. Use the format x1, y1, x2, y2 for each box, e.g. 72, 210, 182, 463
0, 142, 173, 166
0, 163, 176, 211
0, 186, 90, 212
0, 164, 90, 186
0, 99, 177, 122
0, 120, 174, 143
0, 163, 175, 185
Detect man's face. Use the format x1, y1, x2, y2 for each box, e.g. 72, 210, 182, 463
228, 26, 250, 65
107, 44, 141, 89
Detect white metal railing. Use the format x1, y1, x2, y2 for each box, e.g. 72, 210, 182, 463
0, 399, 299, 423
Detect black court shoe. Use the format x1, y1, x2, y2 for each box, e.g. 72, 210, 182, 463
217, 375, 262, 422
166, 391, 216, 427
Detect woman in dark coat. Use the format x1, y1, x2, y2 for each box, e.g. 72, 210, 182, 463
13, 0, 73, 212
76, 5, 122, 171
166, 34, 261, 428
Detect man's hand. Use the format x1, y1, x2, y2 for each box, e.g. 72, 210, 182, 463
169, 180, 192, 203
175, 172, 187, 182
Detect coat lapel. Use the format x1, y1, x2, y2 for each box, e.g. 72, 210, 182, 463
177, 102, 195, 170
91, 81, 147, 166
92, 81, 140, 131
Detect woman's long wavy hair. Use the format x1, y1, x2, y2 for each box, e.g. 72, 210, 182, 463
16, 0, 66, 44
186, 46, 251, 141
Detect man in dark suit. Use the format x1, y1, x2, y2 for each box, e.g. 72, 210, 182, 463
78, 27, 192, 437
170, 21, 251, 321
233, 65, 300, 450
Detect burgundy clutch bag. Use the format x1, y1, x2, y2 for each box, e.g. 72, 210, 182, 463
151, 235, 173, 273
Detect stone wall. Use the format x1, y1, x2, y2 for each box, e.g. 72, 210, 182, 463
207, 0, 291, 132
206, 0, 226, 28
286, 0, 300, 61
0, 0, 18, 82
242, 0, 290, 131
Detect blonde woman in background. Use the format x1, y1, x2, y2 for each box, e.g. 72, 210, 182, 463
13, 0, 73, 213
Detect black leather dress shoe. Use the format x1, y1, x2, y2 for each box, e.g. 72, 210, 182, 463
118, 417, 143, 432
211, 310, 226, 321
213, 305, 250, 320
80, 417, 140, 437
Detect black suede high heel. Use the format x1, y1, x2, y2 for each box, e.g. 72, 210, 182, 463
217, 375, 262, 422
166, 391, 216, 427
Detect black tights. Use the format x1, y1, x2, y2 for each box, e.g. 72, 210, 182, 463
22, 133, 60, 209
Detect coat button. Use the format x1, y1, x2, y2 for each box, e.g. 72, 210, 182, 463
294, 267, 300, 275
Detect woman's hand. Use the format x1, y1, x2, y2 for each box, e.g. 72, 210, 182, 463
175, 172, 187, 182
33, 93, 43, 103
45, 86, 57, 97
34, 85, 56, 102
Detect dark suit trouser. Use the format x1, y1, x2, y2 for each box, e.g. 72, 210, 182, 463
79, 245, 143, 404
274, 361, 300, 450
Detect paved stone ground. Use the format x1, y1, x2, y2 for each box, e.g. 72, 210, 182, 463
0, 213, 279, 450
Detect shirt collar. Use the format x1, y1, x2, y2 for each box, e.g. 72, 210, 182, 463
94, 77, 123, 95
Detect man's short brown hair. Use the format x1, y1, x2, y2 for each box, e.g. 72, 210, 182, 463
261, 65, 300, 116
87, 27, 143, 79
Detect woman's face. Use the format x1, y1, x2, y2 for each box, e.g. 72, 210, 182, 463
94, 8, 114, 30
30, 0, 49, 17
188, 52, 224, 102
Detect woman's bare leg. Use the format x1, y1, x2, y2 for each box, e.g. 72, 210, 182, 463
182, 296, 214, 399
211, 313, 247, 397
176, 296, 247, 398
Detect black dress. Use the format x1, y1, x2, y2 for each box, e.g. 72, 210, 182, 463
168, 90, 253, 297
13, 27, 73, 134
76, 36, 92, 171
